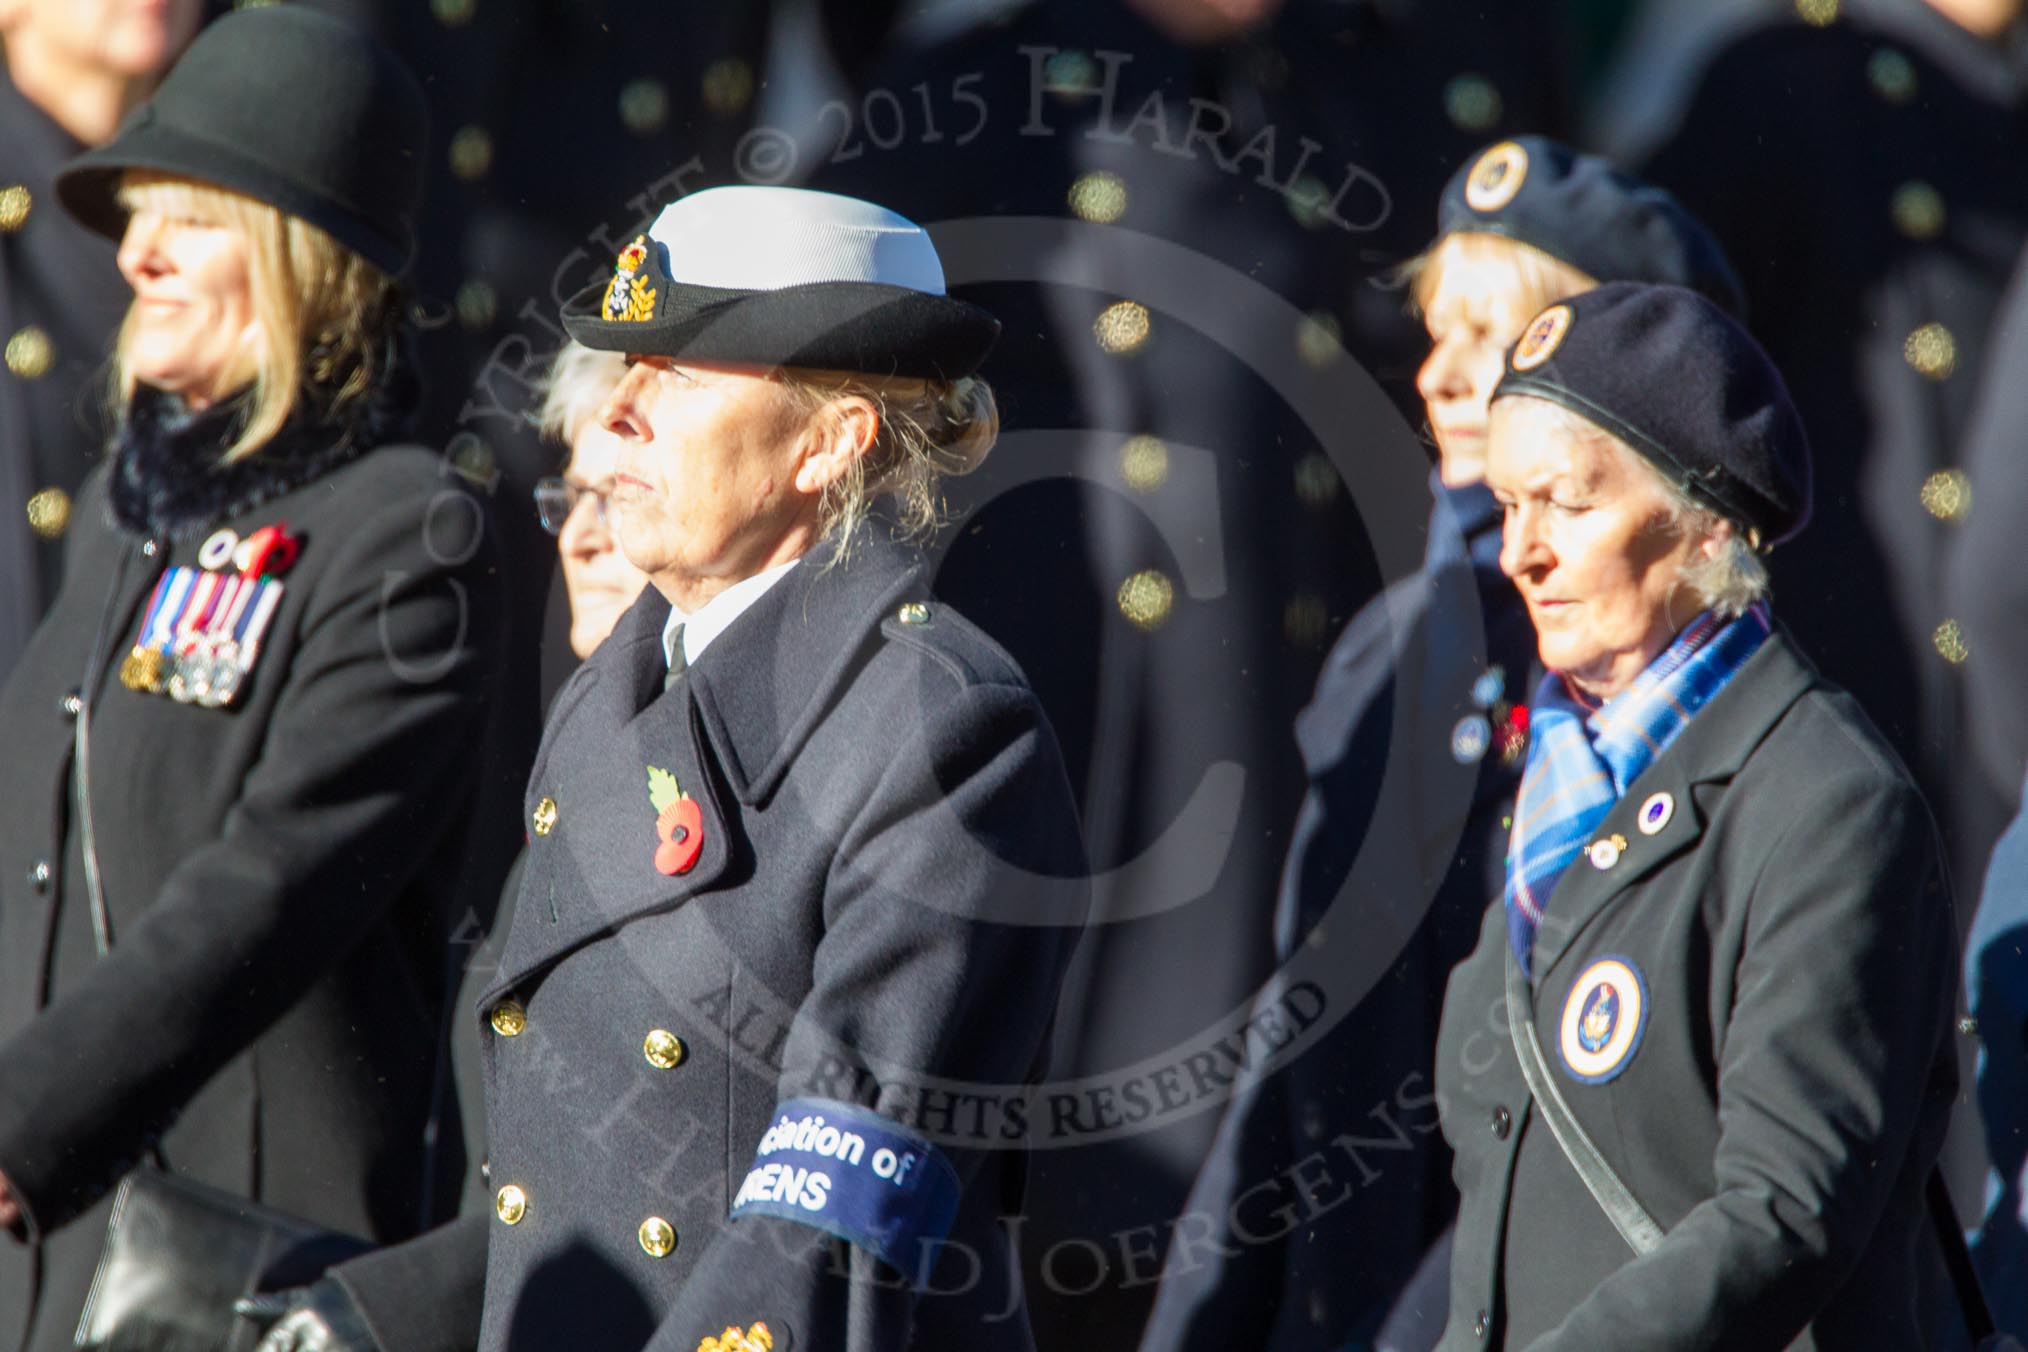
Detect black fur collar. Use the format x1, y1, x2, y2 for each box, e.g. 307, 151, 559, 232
108, 358, 422, 540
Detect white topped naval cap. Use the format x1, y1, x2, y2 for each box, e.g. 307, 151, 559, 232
561, 185, 998, 379
646, 186, 949, 295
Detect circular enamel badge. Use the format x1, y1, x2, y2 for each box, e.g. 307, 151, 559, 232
1559, 957, 1649, 1084
198, 528, 240, 571
1637, 791, 1675, 835
1464, 140, 1529, 213
1470, 666, 1506, 710
1451, 713, 1492, 764
1511, 303, 1573, 372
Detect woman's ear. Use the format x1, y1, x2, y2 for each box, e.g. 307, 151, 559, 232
1695, 515, 1736, 563
790, 393, 879, 495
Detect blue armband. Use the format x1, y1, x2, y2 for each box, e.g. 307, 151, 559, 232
728, 1096, 961, 1277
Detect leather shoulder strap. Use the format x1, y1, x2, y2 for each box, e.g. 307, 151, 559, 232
1504, 949, 1665, 1254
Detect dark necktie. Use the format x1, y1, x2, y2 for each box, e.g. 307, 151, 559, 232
663, 624, 687, 692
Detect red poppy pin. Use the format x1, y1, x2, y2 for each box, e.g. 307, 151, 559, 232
647, 765, 703, 876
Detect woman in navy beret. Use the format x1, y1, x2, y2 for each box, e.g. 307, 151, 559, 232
1433, 282, 1958, 1348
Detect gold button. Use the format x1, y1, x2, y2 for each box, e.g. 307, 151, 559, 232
1920, 468, 1971, 522
490, 1000, 527, 1037
26, 487, 71, 540
1116, 569, 1175, 631
700, 59, 754, 117
1904, 323, 1957, 380
1934, 619, 1969, 665
449, 125, 493, 181
638, 1216, 677, 1257
897, 602, 931, 626
495, 1184, 527, 1225
532, 796, 558, 836
1869, 48, 1917, 103
1093, 300, 1151, 355
1119, 435, 1169, 492
1891, 181, 1945, 240
1068, 171, 1128, 224
643, 1029, 685, 1069
1443, 74, 1502, 132
619, 78, 671, 135
1796, 0, 1838, 25
431, 0, 475, 25
0, 186, 29, 232
6, 327, 53, 379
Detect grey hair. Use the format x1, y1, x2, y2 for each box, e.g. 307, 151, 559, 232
775, 371, 999, 564
1498, 395, 1770, 619
536, 341, 629, 446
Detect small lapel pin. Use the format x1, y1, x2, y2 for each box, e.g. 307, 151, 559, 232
1638, 791, 1674, 836
1587, 833, 1627, 870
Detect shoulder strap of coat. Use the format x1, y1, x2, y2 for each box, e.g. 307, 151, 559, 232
1503, 949, 1666, 1254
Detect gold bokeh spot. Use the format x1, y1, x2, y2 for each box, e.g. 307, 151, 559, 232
1094, 301, 1151, 355
1116, 569, 1175, 631
1919, 469, 1971, 522
1119, 435, 1170, 493
1903, 323, 1956, 380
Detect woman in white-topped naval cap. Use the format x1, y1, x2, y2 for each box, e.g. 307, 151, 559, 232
458, 186, 1087, 1352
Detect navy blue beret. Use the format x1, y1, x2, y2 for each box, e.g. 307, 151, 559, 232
1492, 282, 1812, 547
1438, 137, 1745, 319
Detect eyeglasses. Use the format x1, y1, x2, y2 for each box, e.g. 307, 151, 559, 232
533, 477, 612, 535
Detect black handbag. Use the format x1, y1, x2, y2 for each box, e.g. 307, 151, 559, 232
68, 611, 369, 1352
72, 1168, 370, 1352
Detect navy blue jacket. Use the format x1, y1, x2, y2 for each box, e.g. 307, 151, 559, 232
1141, 477, 1538, 1350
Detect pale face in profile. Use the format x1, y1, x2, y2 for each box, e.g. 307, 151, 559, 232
1486, 398, 1727, 700
555, 419, 651, 660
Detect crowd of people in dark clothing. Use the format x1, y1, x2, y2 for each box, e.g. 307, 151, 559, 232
0, 1, 2024, 1349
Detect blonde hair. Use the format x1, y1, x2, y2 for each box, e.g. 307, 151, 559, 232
112, 171, 402, 463
775, 370, 998, 560
537, 341, 628, 447
1400, 230, 1598, 319
1499, 395, 1769, 618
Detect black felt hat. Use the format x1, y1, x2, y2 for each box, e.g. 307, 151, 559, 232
561, 186, 1000, 380
1439, 136, 1745, 318
56, 6, 429, 276
1493, 282, 1812, 546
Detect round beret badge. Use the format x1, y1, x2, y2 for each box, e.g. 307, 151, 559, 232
1511, 302, 1572, 372
1559, 956, 1649, 1084
1463, 140, 1530, 213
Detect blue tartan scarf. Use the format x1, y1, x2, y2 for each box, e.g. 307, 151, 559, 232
1505, 602, 1772, 968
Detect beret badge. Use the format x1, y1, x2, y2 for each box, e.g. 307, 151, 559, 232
1511, 303, 1572, 372
603, 235, 659, 323
1464, 140, 1530, 213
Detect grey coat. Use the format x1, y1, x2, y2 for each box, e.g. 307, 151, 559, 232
473, 529, 1086, 1352
1433, 632, 1959, 1350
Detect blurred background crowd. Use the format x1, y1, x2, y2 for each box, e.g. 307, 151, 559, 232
2, 0, 2025, 1348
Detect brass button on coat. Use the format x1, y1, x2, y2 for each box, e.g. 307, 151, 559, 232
490, 1000, 527, 1037
643, 1029, 685, 1069
638, 1216, 676, 1257
897, 602, 931, 626
496, 1185, 528, 1225
0, 185, 29, 231
531, 796, 558, 836
26, 486, 71, 539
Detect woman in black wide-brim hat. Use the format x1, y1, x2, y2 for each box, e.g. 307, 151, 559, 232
0, 8, 508, 1349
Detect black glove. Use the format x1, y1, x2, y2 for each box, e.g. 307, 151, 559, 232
234, 1277, 380, 1352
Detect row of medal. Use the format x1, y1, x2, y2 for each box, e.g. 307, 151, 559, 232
117, 524, 297, 708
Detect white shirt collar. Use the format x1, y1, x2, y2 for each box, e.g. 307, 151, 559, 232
661, 558, 801, 670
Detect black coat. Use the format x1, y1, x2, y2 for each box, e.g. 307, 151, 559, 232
1140, 478, 1538, 1350
1433, 633, 1959, 1349
1638, 1, 2028, 895
0, 65, 134, 677
473, 530, 1087, 1351
0, 390, 510, 1352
